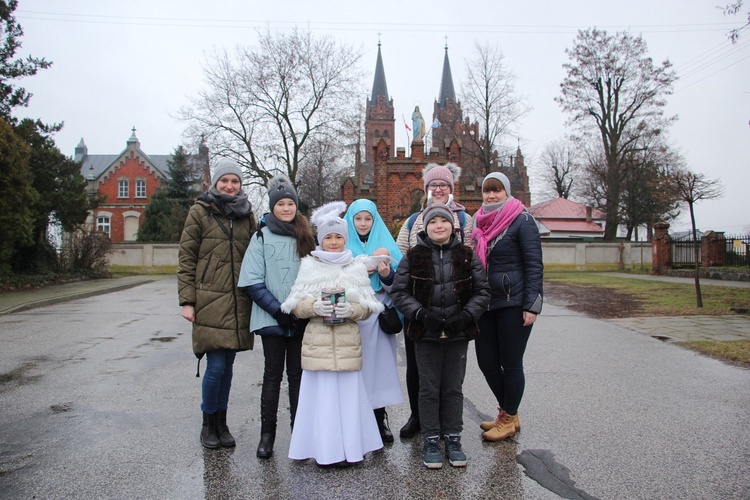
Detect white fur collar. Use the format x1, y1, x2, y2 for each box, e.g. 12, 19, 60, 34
281, 255, 384, 315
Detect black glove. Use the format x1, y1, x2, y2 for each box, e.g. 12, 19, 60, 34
445, 311, 472, 335
273, 310, 297, 328
416, 308, 444, 332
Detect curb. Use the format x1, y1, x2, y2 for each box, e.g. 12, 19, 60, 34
0, 277, 161, 315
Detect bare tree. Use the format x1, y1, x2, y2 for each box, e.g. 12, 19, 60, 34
539, 140, 578, 199
179, 29, 364, 192
296, 137, 352, 210
671, 169, 724, 307
460, 41, 530, 176
557, 29, 678, 240
721, 1, 749, 43
618, 136, 681, 240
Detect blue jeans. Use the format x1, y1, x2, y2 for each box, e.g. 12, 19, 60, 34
476, 307, 532, 415
201, 349, 236, 414
415, 340, 468, 437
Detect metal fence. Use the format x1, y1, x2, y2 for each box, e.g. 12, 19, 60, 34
671, 234, 750, 268
722, 234, 750, 267
671, 239, 700, 269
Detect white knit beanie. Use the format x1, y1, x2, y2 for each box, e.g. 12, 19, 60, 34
310, 201, 349, 245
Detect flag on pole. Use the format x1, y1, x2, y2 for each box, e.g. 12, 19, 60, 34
431, 119, 441, 128
403, 115, 412, 131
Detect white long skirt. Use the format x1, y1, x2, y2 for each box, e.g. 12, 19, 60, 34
359, 293, 404, 409
288, 370, 383, 465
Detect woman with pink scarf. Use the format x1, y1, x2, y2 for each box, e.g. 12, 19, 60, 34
471, 172, 543, 442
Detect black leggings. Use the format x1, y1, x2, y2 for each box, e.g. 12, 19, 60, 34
476, 307, 532, 415
260, 335, 302, 426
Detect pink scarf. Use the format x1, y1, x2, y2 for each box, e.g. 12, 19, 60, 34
471, 198, 525, 268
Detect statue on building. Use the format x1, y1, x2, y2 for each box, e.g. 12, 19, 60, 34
412, 106, 426, 142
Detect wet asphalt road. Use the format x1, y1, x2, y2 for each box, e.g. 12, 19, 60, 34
0, 277, 748, 499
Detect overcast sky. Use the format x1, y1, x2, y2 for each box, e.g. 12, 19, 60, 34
13, 0, 750, 234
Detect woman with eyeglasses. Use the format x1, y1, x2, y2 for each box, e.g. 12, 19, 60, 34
394, 162, 473, 439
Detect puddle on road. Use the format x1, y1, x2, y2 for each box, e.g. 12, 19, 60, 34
517, 449, 600, 500
651, 335, 674, 342
150, 337, 177, 343
0, 356, 48, 392
49, 402, 73, 413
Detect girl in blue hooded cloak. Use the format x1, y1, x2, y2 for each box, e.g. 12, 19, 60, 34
344, 199, 405, 443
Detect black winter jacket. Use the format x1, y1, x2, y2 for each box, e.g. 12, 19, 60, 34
391, 232, 490, 342
485, 210, 543, 313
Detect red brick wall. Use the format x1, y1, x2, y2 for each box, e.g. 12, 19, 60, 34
96, 151, 164, 242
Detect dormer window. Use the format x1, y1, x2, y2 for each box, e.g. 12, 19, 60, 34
118, 178, 129, 198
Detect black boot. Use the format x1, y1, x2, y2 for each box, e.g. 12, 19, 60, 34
216, 410, 236, 447
400, 413, 421, 438
201, 412, 221, 449
374, 408, 394, 443
256, 422, 276, 458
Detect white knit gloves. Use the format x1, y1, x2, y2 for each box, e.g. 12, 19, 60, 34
312, 299, 334, 317
334, 301, 353, 319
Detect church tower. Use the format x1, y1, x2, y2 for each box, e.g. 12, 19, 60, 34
365, 41, 394, 165
432, 43, 464, 157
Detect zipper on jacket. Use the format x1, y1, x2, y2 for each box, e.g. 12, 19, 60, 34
199, 255, 212, 289
332, 322, 337, 371
229, 219, 241, 346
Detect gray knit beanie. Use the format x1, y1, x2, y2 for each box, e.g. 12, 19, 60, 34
422, 202, 454, 227
211, 158, 244, 187
482, 172, 511, 196
268, 174, 298, 209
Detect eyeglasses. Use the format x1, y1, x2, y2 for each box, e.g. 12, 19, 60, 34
427, 183, 450, 190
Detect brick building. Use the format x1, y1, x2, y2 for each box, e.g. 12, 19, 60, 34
342, 42, 530, 227
77, 128, 209, 242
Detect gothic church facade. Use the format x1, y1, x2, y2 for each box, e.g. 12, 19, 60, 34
342, 42, 530, 228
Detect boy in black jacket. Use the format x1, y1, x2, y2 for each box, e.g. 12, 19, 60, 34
391, 201, 490, 469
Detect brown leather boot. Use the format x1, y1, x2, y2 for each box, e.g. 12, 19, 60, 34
481, 408, 521, 432
481, 411, 517, 441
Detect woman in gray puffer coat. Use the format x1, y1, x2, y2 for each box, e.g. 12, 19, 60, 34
178, 159, 255, 450
471, 172, 543, 443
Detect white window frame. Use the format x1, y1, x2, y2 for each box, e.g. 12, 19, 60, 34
96, 215, 111, 237
118, 178, 129, 198
135, 179, 146, 198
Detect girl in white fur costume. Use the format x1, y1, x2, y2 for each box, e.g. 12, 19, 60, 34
281, 201, 384, 466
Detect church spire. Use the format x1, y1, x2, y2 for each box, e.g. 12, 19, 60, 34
370, 40, 390, 106
437, 42, 456, 109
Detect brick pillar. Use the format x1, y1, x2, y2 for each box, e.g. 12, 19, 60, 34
652, 222, 671, 275
701, 231, 726, 268
411, 140, 425, 161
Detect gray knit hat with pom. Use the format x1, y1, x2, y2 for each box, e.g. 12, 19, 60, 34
268, 174, 298, 209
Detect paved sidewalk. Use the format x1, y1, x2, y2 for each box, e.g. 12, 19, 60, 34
609, 315, 750, 342
0, 275, 163, 315
603, 272, 750, 288
597, 272, 750, 341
